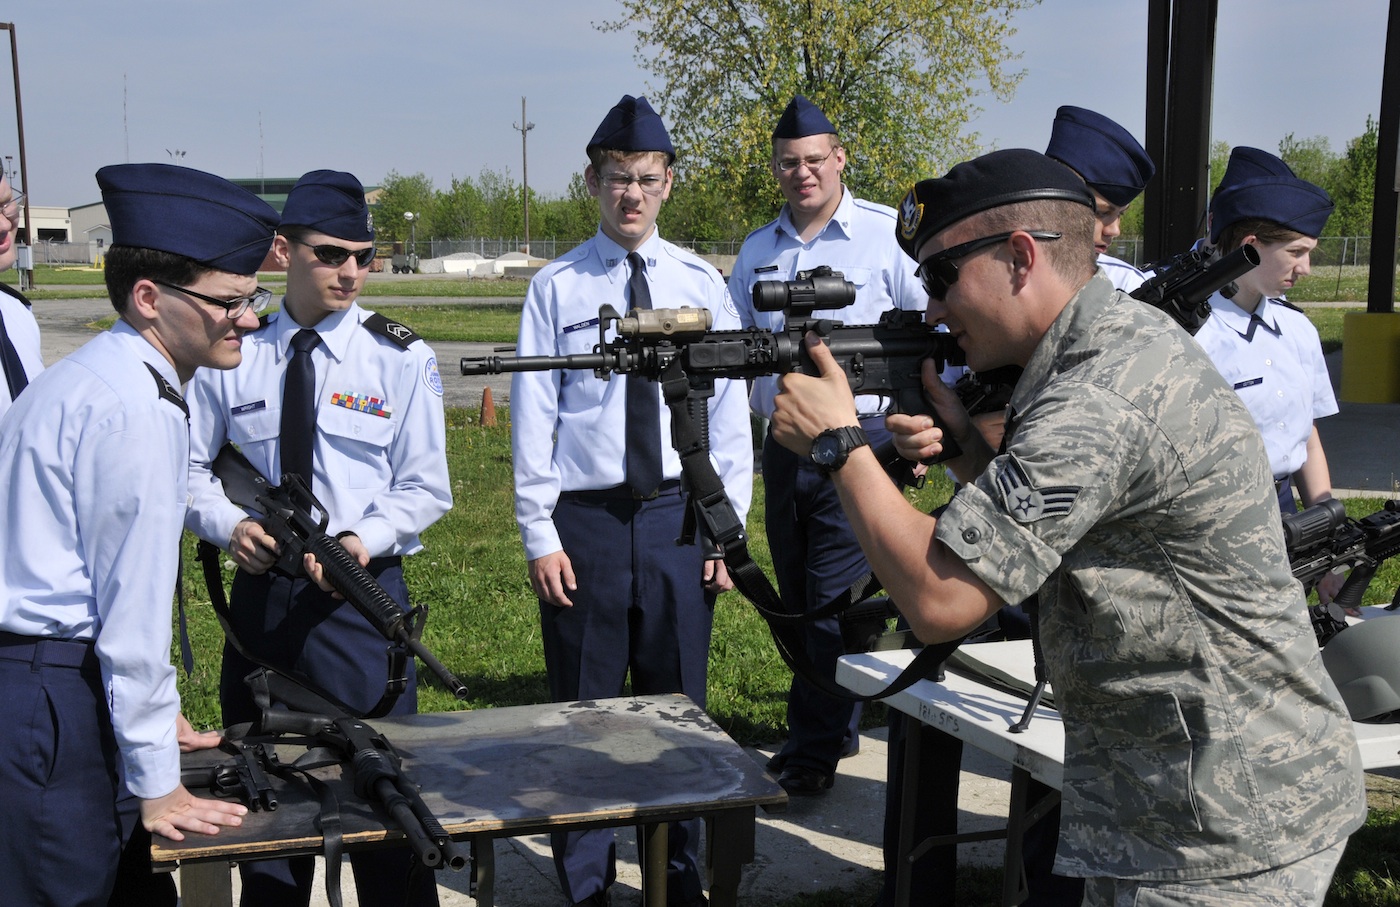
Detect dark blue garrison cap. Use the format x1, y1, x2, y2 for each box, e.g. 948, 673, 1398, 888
587, 95, 675, 164
97, 163, 278, 275
1210, 175, 1334, 242
1209, 146, 1295, 216
773, 95, 837, 139
1044, 106, 1155, 208
897, 149, 1095, 261
280, 169, 374, 242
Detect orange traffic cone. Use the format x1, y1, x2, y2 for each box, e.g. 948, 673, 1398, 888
480, 386, 497, 426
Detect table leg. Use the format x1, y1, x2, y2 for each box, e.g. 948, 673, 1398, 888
177, 860, 233, 907
1001, 767, 1060, 907
637, 822, 669, 906
470, 834, 495, 906
894, 718, 962, 907
705, 809, 754, 907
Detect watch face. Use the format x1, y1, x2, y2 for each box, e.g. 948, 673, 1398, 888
811, 434, 841, 468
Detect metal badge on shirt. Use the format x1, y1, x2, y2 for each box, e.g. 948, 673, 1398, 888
996, 454, 1080, 523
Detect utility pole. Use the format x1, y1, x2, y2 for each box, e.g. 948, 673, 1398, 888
514, 96, 535, 256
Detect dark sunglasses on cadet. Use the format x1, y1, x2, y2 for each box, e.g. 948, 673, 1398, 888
916, 230, 1062, 302
290, 236, 376, 268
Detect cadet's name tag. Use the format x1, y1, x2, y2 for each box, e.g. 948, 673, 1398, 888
231, 400, 267, 416
564, 318, 599, 334
1233, 377, 1263, 390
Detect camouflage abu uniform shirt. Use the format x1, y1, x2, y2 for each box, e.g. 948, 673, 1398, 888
936, 272, 1364, 880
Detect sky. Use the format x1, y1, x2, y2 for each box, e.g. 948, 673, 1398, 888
0, 1, 1390, 210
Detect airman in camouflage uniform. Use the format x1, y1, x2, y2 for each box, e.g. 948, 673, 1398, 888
769, 148, 1364, 905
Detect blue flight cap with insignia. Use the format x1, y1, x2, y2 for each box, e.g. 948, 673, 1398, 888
896, 149, 1095, 261
1209, 174, 1334, 243
773, 95, 838, 140
587, 95, 675, 164
1044, 106, 1155, 208
280, 169, 374, 242
97, 163, 279, 275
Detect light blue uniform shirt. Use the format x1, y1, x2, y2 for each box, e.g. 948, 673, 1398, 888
511, 230, 753, 562
0, 282, 44, 418
186, 301, 452, 557
1194, 291, 1337, 478
728, 188, 928, 419
0, 321, 186, 799
1098, 252, 1147, 293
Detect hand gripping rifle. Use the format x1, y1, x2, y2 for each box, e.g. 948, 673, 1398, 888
1282, 498, 1400, 645
209, 444, 469, 714
463, 267, 968, 703
1130, 243, 1261, 334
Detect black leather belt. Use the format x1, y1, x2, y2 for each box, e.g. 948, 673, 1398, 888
561, 479, 683, 502
0, 631, 98, 669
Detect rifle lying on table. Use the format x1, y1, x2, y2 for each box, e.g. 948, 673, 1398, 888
206, 444, 469, 717
183, 669, 469, 907
463, 267, 967, 705
1130, 243, 1261, 334
1282, 498, 1400, 645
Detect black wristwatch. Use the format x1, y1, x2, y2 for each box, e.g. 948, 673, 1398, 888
810, 425, 870, 474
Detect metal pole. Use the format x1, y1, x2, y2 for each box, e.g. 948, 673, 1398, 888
1366, 0, 1400, 314
515, 97, 535, 257
2, 23, 33, 288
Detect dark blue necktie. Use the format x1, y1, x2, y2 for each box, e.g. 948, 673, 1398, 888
0, 310, 29, 402
624, 252, 662, 496
281, 329, 321, 487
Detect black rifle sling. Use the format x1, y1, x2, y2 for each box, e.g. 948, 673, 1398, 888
195, 539, 401, 719
656, 363, 952, 702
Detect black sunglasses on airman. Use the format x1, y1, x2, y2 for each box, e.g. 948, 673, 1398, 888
916, 230, 1062, 302
290, 236, 376, 268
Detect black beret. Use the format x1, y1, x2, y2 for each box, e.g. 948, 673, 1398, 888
773, 95, 837, 140
896, 149, 1095, 261
1044, 105, 1155, 207
1210, 175, 1333, 242
97, 163, 278, 275
587, 95, 675, 164
280, 170, 374, 242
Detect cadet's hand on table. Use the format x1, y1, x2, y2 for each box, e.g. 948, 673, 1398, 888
530, 550, 577, 607
141, 784, 246, 842
176, 713, 222, 753
228, 518, 279, 574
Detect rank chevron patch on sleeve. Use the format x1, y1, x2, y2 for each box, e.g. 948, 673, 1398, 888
996, 455, 1080, 523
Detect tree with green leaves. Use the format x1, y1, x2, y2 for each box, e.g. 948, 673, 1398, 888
373, 171, 438, 244
597, 0, 1036, 233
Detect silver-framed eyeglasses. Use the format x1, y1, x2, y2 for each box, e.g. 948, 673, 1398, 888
0, 190, 24, 221
776, 149, 838, 173
916, 231, 1062, 302
153, 279, 273, 319
600, 172, 668, 197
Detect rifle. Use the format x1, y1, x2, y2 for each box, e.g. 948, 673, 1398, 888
1282, 498, 1400, 644
1130, 243, 1261, 334
462, 266, 967, 471
210, 444, 469, 707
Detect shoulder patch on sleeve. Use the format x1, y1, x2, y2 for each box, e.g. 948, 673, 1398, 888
996, 454, 1079, 523
424, 357, 444, 396
362, 312, 421, 349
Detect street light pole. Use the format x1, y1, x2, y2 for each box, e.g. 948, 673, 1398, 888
514, 96, 535, 257
1, 22, 34, 289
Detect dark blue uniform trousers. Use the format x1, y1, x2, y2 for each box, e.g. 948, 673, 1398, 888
220, 560, 438, 907
762, 419, 894, 776
543, 486, 713, 905
0, 634, 127, 905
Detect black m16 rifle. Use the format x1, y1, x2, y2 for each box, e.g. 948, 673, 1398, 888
210, 444, 469, 709
1282, 498, 1400, 644
462, 266, 967, 469
1130, 243, 1261, 334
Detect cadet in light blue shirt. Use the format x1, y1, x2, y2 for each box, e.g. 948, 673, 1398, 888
0, 163, 277, 905
1044, 105, 1156, 293
511, 95, 751, 907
